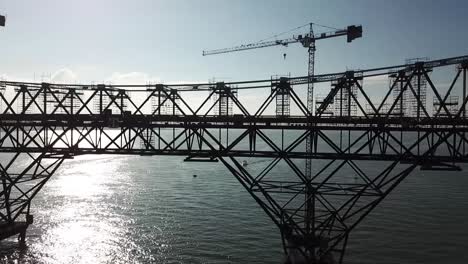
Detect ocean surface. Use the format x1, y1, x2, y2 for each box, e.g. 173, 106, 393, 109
0, 153, 468, 264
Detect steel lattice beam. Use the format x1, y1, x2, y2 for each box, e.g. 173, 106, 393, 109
0, 57, 467, 263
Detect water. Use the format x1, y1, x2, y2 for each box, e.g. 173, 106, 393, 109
1, 154, 468, 263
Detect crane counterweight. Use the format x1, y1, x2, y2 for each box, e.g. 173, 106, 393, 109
347, 25, 363, 42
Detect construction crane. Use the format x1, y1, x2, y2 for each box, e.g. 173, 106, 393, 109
202, 22, 362, 118
203, 24, 362, 57
202, 22, 362, 254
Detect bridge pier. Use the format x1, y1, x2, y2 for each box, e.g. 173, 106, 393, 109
282, 233, 335, 264
0, 152, 66, 244
0, 214, 33, 243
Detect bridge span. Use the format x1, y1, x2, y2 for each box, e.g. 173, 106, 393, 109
1, 55, 468, 263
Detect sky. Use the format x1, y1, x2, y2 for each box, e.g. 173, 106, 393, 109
0, 0, 467, 84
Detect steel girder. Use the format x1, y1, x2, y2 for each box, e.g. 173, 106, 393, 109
0, 58, 467, 263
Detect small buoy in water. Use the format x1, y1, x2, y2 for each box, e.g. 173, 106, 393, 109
193, 174, 197, 178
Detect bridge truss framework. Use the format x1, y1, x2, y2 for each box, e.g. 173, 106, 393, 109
0, 56, 468, 263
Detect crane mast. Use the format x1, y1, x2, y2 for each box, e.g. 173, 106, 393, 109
305, 22, 316, 243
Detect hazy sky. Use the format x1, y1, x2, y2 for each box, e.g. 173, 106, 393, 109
0, 0, 467, 84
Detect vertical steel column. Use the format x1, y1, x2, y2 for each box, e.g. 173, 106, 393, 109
304, 22, 316, 258
120, 90, 124, 115
42, 83, 47, 115
417, 68, 421, 120
98, 84, 104, 115
21, 85, 26, 114
157, 85, 162, 149
42, 83, 48, 146
463, 65, 467, 155
156, 84, 163, 115
401, 74, 404, 117
417, 64, 423, 156
399, 73, 404, 154
347, 78, 352, 117
70, 88, 74, 115
463, 66, 466, 119
348, 78, 351, 152
70, 88, 74, 146
171, 90, 176, 149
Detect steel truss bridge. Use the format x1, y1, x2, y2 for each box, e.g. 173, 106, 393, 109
1, 55, 468, 263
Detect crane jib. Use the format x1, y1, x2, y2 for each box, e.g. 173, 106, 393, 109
202, 24, 363, 56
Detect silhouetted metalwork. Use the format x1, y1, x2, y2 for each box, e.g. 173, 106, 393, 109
1, 55, 468, 263
204, 24, 363, 245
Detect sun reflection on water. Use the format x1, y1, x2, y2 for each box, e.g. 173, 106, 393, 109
2, 155, 284, 263
28, 155, 144, 264
53, 156, 117, 197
